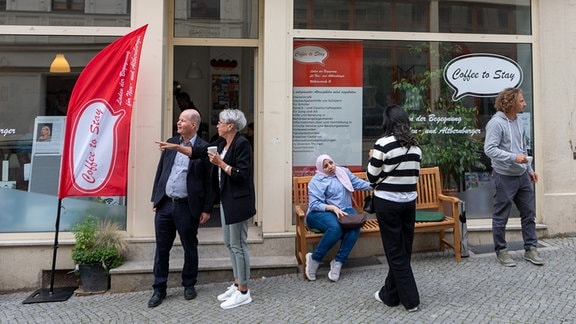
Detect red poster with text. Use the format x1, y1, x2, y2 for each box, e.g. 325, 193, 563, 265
58, 25, 147, 199
292, 40, 364, 175
293, 40, 362, 87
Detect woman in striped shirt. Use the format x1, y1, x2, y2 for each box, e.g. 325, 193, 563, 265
368, 104, 422, 313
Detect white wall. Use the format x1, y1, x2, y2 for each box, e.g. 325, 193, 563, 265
537, 1, 576, 234
126, 1, 166, 238
260, 0, 294, 233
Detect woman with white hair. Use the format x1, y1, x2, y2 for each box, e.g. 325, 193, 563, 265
205, 109, 256, 309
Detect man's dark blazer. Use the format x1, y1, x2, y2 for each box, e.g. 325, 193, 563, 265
151, 135, 212, 216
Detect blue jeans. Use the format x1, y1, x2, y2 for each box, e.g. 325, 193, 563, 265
491, 171, 537, 252
305, 207, 360, 264
221, 205, 250, 285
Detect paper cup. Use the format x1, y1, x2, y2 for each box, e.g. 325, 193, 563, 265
526, 156, 533, 165
207, 146, 218, 154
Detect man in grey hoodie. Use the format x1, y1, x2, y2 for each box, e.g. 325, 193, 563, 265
484, 87, 543, 267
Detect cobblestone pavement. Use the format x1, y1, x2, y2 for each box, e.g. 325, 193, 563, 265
1, 236, 575, 323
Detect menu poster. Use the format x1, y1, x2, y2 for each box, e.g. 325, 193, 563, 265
28, 116, 65, 195
292, 41, 363, 174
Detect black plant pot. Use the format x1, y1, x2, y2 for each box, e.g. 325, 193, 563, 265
79, 263, 109, 293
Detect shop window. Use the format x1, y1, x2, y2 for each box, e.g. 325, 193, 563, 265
0, 0, 130, 26
292, 39, 532, 219
366, 41, 533, 192
0, 35, 127, 233
294, 0, 530, 35
188, 0, 220, 19
438, 1, 530, 35
174, 0, 258, 39
52, 0, 84, 12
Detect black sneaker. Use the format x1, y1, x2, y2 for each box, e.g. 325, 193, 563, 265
148, 290, 166, 307
184, 286, 197, 300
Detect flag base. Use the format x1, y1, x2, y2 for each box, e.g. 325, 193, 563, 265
22, 286, 77, 304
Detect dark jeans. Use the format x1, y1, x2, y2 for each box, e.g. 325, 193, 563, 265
491, 171, 537, 252
153, 197, 200, 290
306, 207, 360, 264
374, 197, 420, 310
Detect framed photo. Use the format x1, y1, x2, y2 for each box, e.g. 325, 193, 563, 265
32, 116, 65, 155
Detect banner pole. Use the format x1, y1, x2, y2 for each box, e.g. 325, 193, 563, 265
23, 199, 77, 304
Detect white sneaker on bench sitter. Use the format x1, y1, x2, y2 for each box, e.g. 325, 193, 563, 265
328, 259, 343, 282
305, 253, 320, 281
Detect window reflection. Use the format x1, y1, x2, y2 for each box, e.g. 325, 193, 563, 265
0, 190, 127, 233
360, 41, 532, 191
52, 0, 85, 12
0, 35, 127, 232
294, 0, 530, 34
174, 0, 258, 39
439, 1, 531, 34
0, 0, 130, 27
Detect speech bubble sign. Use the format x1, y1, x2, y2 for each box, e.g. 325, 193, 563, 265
293, 45, 329, 65
443, 53, 523, 100
71, 99, 124, 193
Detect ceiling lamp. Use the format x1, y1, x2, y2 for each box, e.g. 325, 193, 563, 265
186, 62, 203, 79
50, 53, 70, 73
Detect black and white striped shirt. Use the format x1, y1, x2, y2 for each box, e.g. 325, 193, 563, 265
367, 136, 421, 202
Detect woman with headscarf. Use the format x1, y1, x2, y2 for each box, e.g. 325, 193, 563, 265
367, 104, 421, 313
305, 154, 372, 282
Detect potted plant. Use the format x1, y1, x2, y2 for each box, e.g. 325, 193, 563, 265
393, 45, 485, 192
71, 215, 127, 293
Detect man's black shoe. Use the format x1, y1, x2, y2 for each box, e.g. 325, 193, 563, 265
184, 286, 197, 300
148, 291, 166, 307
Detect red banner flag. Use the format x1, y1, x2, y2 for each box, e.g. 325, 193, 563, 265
58, 25, 147, 199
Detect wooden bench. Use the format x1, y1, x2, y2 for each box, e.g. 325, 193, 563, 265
294, 167, 462, 272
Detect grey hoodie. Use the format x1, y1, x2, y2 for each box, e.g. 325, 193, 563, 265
484, 111, 533, 176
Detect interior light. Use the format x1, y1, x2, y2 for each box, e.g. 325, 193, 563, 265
186, 62, 203, 79
50, 53, 71, 73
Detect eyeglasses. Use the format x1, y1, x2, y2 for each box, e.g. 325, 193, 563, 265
218, 120, 232, 125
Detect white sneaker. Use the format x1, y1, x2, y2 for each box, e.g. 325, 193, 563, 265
374, 291, 383, 303
217, 284, 238, 301
220, 289, 252, 309
305, 253, 320, 281
328, 260, 343, 282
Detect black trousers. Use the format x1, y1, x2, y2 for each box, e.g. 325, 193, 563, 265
374, 197, 420, 310
152, 196, 199, 290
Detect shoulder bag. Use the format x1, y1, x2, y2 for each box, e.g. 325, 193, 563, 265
338, 212, 367, 229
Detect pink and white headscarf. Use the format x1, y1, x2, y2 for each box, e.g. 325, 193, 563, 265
315, 154, 354, 192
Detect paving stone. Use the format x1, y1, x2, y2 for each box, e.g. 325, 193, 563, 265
2, 237, 575, 323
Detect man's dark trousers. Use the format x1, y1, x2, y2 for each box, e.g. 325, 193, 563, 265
152, 197, 200, 290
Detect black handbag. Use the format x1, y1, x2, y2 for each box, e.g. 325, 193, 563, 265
338, 212, 367, 229
363, 194, 375, 214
